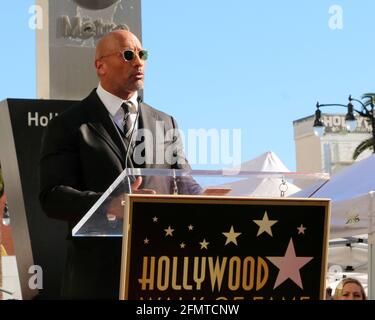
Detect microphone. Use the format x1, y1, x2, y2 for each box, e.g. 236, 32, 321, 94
123, 95, 142, 194
106, 95, 142, 227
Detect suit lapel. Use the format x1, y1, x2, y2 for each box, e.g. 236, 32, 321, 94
138, 102, 158, 168
83, 92, 161, 169
84, 90, 127, 167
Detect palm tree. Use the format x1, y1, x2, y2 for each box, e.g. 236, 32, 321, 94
352, 93, 375, 160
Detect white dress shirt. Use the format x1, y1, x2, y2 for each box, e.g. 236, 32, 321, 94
96, 83, 139, 133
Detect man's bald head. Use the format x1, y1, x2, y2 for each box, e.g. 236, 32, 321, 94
95, 30, 139, 60
94, 30, 146, 100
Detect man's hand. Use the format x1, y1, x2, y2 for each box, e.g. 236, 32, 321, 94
106, 176, 156, 219
131, 176, 156, 195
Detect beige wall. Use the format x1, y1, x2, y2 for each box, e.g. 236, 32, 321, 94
294, 114, 372, 176
295, 134, 322, 173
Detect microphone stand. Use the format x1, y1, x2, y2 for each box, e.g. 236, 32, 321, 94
106, 96, 141, 228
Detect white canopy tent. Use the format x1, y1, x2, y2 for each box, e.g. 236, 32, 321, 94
292, 154, 375, 299
217, 151, 301, 197
293, 154, 375, 239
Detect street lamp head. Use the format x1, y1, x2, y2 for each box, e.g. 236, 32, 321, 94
313, 105, 325, 137
313, 95, 375, 155
345, 102, 357, 132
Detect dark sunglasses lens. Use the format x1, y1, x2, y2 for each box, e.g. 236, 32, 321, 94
123, 50, 135, 61
139, 50, 148, 60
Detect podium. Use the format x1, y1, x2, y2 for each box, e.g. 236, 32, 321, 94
73, 169, 330, 300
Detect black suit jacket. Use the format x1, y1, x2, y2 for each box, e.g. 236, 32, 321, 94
39, 90, 200, 299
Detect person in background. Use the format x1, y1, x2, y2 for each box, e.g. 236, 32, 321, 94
325, 287, 333, 300
333, 277, 367, 300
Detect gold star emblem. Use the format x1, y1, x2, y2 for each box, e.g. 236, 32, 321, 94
164, 226, 174, 237
144, 238, 149, 244
199, 239, 209, 249
188, 224, 194, 231
223, 226, 241, 246
152, 216, 158, 223
253, 211, 278, 237
180, 242, 186, 249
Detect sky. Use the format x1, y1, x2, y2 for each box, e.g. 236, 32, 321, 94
1, 0, 375, 171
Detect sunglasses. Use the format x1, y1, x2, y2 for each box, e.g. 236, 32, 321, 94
122, 49, 148, 61
100, 49, 148, 62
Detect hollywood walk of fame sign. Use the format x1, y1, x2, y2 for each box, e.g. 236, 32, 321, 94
119, 195, 330, 300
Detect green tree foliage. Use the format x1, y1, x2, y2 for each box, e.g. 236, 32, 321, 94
352, 93, 375, 160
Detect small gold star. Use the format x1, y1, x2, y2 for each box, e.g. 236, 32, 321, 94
297, 224, 306, 234
199, 239, 209, 249
180, 242, 186, 249
253, 211, 278, 237
223, 226, 241, 246
144, 238, 149, 244
188, 224, 194, 231
164, 226, 174, 237
152, 216, 158, 223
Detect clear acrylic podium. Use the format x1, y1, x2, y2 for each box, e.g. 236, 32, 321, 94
72, 168, 328, 237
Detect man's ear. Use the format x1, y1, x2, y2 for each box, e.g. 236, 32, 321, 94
95, 59, 106, 76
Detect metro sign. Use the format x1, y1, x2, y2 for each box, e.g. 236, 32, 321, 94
59, 15, 129, 40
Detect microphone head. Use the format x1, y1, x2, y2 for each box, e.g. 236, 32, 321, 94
137, 94, 143, 104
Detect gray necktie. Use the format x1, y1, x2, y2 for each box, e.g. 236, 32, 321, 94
121, 101, 134, 139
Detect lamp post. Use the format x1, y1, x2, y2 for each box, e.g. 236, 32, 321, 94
314, 94, 375, 301
313, 95, 375, 153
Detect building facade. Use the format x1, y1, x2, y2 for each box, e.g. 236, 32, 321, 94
293, 114, 372, 175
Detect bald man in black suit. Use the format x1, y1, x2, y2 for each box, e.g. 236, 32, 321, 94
39, 30, 200, 299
